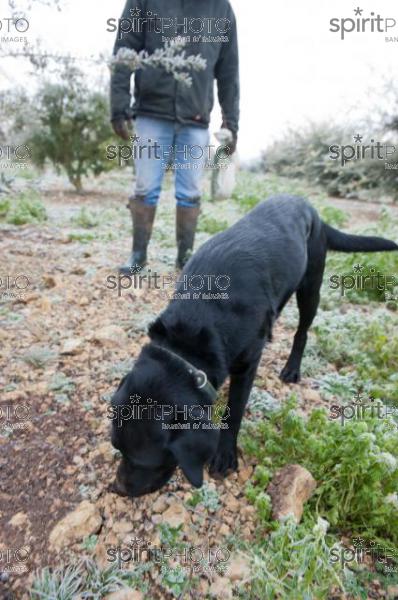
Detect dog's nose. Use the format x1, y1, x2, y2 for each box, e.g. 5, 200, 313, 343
109, 478, 128, 497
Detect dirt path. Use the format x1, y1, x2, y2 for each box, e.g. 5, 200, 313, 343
326, 195, 398, 227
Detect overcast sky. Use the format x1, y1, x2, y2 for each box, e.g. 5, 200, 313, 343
0, 0, 397, 158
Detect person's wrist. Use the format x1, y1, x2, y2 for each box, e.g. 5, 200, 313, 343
221, 121, 237, 154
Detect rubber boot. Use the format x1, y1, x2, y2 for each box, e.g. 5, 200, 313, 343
119, 196, 156, 275
176, 200, 201, 269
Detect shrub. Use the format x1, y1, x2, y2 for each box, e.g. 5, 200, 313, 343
30, 559, 133, 600
24, 65, 116, 193
242, 517, 348, 600
242, 397, 398, 545
262, 122, 398, 201
0, 191, 47, 225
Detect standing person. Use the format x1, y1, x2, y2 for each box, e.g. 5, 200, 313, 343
110, 0, 240, 273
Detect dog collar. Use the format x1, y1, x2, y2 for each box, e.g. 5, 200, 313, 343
153, 345, 218, 403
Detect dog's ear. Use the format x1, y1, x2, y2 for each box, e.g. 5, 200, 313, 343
115, 374, 127, 392
168, 427, 219, 488
148, 317, 167, 341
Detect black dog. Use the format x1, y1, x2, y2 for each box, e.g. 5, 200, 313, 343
111, 195, 397, 497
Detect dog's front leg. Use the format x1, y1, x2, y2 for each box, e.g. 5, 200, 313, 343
209, 363, 258, 478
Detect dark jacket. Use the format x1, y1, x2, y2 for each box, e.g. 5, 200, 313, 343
110, 0, 239, 133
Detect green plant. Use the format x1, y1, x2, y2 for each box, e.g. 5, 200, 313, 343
318, 204, 348, 228
232, 191, 262, 212
242, 517, 347, 599
83, 559, 132, 598
24, 65, 116, 193
232, 172, 315, 213
81, 536, 98, 553
325, 255, 398, 305
22, 347, 56, 369
30, 559, 133, 600
317, 372, 359, 401
198, 215, 228, 234
297, 337, 330, 378
48, 373, 75, 394
156, 524, 192, 595
0, 197, 10, 217
245, 476, 272, 523
67, 228, 117, 243
159, 563, 188, 598
232, 173, 274, 212
320, 209, 398, 309
0, 306, 24, 325
71, 207, 100, 228
1, 192, 47, 225
67, 231, 96, 243
345, 564, 398, 597
242, 397, 398, 545
263, 122, 398, 201
313, 309, 398, 402
158, 523, 184, 548
247, 387, 281, 416
48, 372, 75, 406
30, 563, 82, 600
186, 482, 220, 512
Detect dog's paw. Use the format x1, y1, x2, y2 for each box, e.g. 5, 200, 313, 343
208, 445, 238, 479
279, 365, 301, 383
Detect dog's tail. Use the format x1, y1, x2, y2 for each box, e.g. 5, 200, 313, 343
324, 223, 398, 253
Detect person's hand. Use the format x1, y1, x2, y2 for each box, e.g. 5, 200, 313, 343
221, 121, 237, 155
112, 118, 131, 141
226, 132, 237, 156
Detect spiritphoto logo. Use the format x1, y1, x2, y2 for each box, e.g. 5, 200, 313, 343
330, 538, 398, 573
107, 8, 231, 42
329, 391, 398, 428
329, 263, 396, 297
0, 273, 32, 301
0, 404, 31, 432
0, 144, 31, 169
108, 395, 229, 429
106, 135, 233, 168
106, 268, 231, 300
329, 7, 397, 41
107, 536, 230, 575
329, 135, 396, 166
0, 16, 29, 44
0, 547, 30, 574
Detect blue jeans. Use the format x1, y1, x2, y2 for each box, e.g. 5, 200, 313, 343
133, 116, 209, 207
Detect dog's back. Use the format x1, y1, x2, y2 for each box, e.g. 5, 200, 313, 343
181, 195, 318, 307
191, 194, 315, 260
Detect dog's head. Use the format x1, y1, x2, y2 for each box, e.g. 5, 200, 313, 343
110, 344, 220, 497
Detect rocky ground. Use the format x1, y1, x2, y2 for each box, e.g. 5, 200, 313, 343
1, 170, 397, 599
